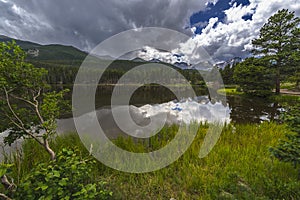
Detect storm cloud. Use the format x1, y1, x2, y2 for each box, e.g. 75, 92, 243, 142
0, 0, 211, 51
0, 0, 299, 62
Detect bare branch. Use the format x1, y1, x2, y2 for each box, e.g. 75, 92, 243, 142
43, 138, 56, 160
0, 193, 12, 200
24, 131, 44, 147
3, 113, 23, 131
3, 87, 25, 128
1, 175, 15, 191
0, 175, 14, 200
33, 88, 44, 124
10, 94, 35, 107
3, 111, 44, 146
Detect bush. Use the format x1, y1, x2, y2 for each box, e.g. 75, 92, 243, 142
270, 104, 300, 171
233, 58, 274, 97
14, 148, 112, 200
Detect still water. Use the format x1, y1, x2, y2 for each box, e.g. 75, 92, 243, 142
57, 85, 283, 124
0, 85, 286, 160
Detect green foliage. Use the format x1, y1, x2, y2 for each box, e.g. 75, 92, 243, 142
0, 41, 68, 159
40, 89, 70, 136
234, 58, 274, 96
107, 123, 300, 199
0, 35, 87, 62
217, 88, 243, 95
270, 104, 300, 168
0, 41, 46, 143
0, 164, 14, 178
270, 94, 300, 104
219, 64, 236, 85
14, 148, 112, 200
4, 123, 300, 199
0, 41, 48, 90
252, 9, 300, 93
288, 72, 300, 90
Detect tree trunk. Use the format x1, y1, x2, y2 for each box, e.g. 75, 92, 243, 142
44, 139, 56, 160
0, 175, 14, 200
0, 193, 12, 200
275, 73, 280, 95
1, 175, 13, 190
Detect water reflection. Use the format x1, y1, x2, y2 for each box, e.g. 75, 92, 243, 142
227, 96, 282, 123
57, 96, 230, 139
56, 85, 283, 123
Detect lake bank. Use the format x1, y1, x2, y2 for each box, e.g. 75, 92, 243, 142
5, 122, 299, 199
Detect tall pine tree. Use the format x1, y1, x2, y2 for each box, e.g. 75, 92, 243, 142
252, 9, 300, 94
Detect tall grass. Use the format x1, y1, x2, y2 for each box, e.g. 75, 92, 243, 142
5, 123, 300, 199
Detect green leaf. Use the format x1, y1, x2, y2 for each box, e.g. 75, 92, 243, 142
58, 178, 68, 186
53, 170, 60, 178
41, 185, 48, 191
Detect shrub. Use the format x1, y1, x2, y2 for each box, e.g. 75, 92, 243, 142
233, 58, 274, 97
14, 148, 112, 200
270, 104, 300, 171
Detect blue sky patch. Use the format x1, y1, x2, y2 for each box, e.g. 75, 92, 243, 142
242, 13, 253, 21
190, 0, 251, 34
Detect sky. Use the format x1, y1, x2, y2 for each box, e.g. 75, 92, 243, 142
0, 0, 299, 63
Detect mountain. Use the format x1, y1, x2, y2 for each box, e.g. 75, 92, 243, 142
173, 62, 191, 69
191, 61, 214, 71
132, 57, 146, 62
0, 35, 215, 71
0, 35, 88, 64
214, 57, 242, 69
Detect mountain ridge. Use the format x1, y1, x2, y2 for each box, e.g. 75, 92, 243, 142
0, 35, 88, 62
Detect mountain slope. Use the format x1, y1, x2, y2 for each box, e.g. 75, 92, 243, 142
0, 35, 87, 63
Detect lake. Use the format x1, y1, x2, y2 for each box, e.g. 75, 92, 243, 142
0, 85, 288, 160
55, 85, 284, 128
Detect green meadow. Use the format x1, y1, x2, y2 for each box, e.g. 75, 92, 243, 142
4, 122, 299, 200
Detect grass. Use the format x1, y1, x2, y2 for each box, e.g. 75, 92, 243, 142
3, 123, 300, 199
281, 82, 298, 90
217, 88, 243, 95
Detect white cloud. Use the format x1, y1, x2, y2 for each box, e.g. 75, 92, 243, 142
1, 0, 299, 64
0, 1, 53, 41
225, 2, 255, 23
177, 0, 300, 62
137, 46, 190, 64
0, 0, 216, 51
191, 26, 197, 34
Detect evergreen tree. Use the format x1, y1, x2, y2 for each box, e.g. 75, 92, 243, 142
234, 58, 274, 96
270, 104, 300, 177
252, 9, 300, 94
220, 64, 236, 85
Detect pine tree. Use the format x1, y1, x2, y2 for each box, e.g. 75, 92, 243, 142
252, 9, 300, 94
270, 104, 300, 177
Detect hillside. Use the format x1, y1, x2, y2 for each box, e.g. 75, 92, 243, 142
0, 35, 87, 65
0, 35, 209, 85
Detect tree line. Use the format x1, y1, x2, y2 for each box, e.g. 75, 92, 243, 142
220, 9, 300, 96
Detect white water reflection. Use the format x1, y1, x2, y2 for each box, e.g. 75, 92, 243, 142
139, 97, 230, 125
0, 97, 230, 160
57, 96, 231, 138
0, 130, 22, 161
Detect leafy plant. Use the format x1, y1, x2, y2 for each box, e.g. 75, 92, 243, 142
14, 148, 112, 200
270, 104, 300, 173
0, 41, 69, 160
234, 57, 274, 96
